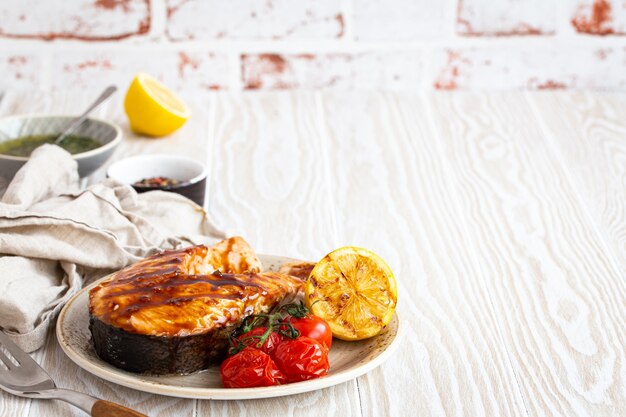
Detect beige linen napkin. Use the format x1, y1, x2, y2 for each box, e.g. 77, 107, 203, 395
0, 145, 226, 352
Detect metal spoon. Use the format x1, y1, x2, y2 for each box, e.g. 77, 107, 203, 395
54, 86, 117, 145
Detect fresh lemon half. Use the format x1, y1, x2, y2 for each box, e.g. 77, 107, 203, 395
124, 73, 190, 137
304, 247, 397, 341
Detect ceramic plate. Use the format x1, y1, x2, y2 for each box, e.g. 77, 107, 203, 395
56, 254, 402, 400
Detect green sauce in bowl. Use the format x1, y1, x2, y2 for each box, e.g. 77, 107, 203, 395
0, 134, 102, 157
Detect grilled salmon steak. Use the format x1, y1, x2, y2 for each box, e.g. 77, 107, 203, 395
89, 237, 303, 374
278, 261, 317, 280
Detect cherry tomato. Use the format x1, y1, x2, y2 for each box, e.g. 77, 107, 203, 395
220, 347, 286, 388
234, 327, 282, 355
281, 315, 332, 350
272, 337, 329, 382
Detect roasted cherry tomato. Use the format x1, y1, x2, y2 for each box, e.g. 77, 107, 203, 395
234, 327, 282, 355
281, 315, 332, 350
272, 337, 330, 382
220, 347, 286, 388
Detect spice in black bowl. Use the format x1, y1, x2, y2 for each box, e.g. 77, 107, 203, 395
134, 176, 181, 188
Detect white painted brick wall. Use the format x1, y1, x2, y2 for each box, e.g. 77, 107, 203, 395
570, 0, 626, 35
433, 46, 626, 90
0, 0, 625, 91
354, 0, 447, 40
166, 0, 344, 40
0, 0, 150, 40
241, 52, 422, 90
457, 0, 557, 36
50, 50, 230, 92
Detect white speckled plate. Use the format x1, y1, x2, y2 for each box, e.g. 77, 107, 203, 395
56, 254, 402, 400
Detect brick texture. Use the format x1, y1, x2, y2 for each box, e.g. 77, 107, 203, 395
241, 53, 422, 90
0, 54, 43, 90
166, 0, 343, 40
50, 50, 229, 91
571, 0, 626, 35
354, 0, 446, 40
457, 0, 556, 36
0, 0, 150, 41
0, 0, 625, 92
432, 47, 626, 90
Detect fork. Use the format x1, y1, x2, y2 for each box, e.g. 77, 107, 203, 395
0, 331, 147, 416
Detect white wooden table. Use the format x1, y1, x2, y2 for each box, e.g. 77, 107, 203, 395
0, 91, 624, 417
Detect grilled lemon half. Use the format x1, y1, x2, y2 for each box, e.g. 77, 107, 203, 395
304, 247, 397, 341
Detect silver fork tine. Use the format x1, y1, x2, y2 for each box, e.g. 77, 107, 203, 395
0, 331, 148, 416
0, 331, 33, 366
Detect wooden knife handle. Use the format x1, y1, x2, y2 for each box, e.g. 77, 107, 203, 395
91, 400, 148, 417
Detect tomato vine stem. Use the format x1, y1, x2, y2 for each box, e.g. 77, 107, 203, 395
227, 302, 311, 355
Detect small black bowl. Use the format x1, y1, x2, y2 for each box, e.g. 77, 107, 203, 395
106, 155, 207, 206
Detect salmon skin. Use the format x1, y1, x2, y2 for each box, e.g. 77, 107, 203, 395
89, 238, 302, 375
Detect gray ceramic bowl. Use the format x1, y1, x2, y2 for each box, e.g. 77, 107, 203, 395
0, 114, 122, 180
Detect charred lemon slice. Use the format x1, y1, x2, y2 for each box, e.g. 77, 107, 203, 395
304, 247, 397, 341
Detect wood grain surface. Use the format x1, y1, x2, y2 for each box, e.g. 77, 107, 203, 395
0, 91, 624, 417
320, 92, 525, 417
526, 92, 626, 276
427, 92, 625, 417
